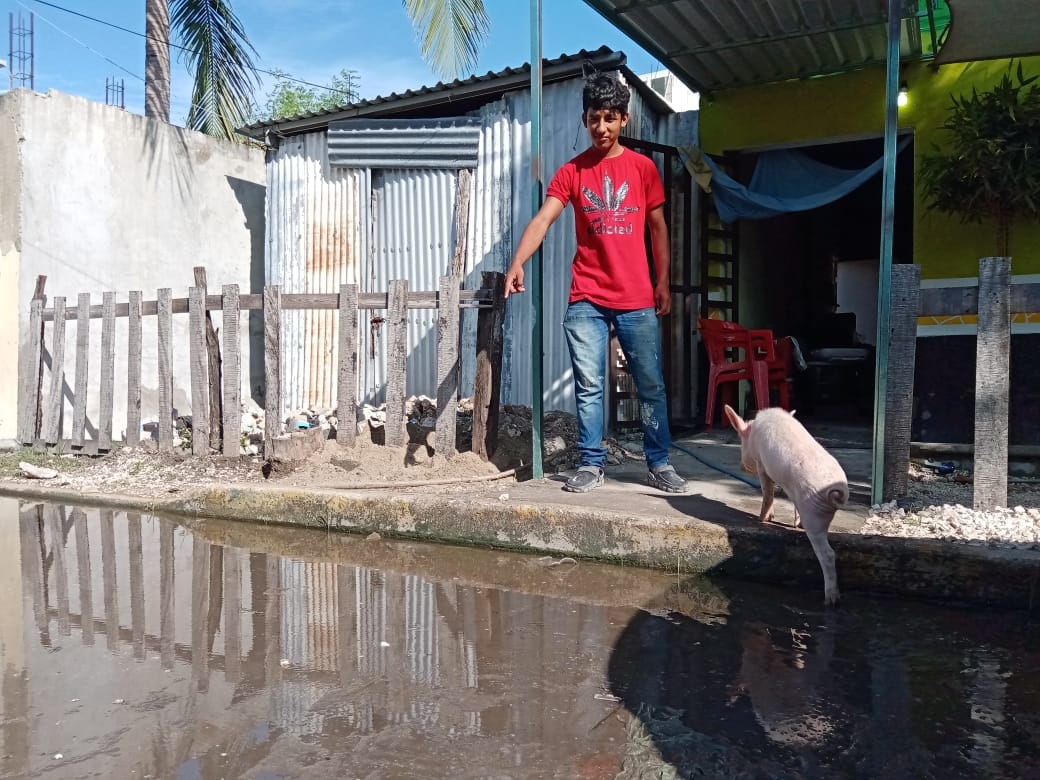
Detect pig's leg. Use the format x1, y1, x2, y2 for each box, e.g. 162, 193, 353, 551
758, 470, 776, 523
800, 507, 839, 605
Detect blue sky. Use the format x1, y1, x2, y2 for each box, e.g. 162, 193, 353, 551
1, 0, 667, 123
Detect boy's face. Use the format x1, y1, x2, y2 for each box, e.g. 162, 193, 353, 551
582, 107, 629, 154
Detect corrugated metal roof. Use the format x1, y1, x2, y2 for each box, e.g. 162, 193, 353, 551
239, 46, 673, 140
328, 118, 482, 169
582, 0, 930, 94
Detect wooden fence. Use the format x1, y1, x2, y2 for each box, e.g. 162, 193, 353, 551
18, 269, 506, 460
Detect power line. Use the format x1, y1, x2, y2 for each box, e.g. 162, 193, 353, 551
29, 0, 360, 97
17, 0, 143, 82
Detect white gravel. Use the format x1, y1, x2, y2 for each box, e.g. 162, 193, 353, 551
863, 463, 1040, 549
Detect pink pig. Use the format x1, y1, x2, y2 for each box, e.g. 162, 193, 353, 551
724, 404, 848, 605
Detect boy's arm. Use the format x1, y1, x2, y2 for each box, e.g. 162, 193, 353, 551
647, 204, 672, 316
504, 196, 566, 298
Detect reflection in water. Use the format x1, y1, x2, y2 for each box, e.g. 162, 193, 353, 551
0, 499, 1038, 779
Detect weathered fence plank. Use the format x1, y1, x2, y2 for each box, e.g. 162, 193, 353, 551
98, 291, 116, 450
47, 505, 70, 635
264, 285, 282, 454
73, 508, 94, 645
472, 273, 506, 460
384, 280, 409, 448
39, 289, 495, 320
127, 512, 146, 659
974, 257, 1011, 510
436, 275, 460, 458
71, 293, 91, 447
883, 264, 921, 501
100, 509, 119, 651
221, 285, 241, 456
336, 284, 359, 447
157, 288, 174, 451
195, 267, 223, 450
18, 297, 44, 444
42, 296, 67, 445
126, 291, 143, 446
189, 285, 210, 456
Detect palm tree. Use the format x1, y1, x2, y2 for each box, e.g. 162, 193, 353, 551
144, 0, 489, 139
145, 0, 259, 139
402, 0, 491, 82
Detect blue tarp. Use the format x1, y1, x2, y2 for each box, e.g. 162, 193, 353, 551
683, 137, 912, 224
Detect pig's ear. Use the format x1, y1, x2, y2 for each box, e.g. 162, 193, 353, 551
723, 404, 747, 434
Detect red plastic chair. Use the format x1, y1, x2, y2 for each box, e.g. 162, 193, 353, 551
698, 319, 791, 429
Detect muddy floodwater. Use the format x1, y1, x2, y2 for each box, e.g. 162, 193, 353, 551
1, 497, 1039, 779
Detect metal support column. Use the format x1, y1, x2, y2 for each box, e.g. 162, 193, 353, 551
871, 0, 902, 505
529, 0, 544, 480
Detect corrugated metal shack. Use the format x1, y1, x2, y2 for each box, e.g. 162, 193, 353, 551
239, 47, 698, 418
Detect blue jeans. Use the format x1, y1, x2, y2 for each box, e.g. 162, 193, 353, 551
562, 300, 672, 470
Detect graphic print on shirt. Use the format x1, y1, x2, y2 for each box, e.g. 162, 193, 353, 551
581, 174, 639, 235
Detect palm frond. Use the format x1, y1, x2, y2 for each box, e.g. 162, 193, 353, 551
403, 0, 490, 81
171, 0, 260, 139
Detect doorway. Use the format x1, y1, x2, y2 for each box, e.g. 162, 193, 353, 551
731, 134, 915, 423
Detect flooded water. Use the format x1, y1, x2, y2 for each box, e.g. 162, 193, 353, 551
1, 497, 1039, 779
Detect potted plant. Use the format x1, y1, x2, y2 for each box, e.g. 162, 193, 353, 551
919, 62, 1040, 257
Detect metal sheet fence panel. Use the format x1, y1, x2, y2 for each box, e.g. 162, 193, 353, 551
359, 168, 458, 405
266, 131, 365, 413
329, 118, 482, 169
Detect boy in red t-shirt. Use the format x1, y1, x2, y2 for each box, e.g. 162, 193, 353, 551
504, 71, 688, 494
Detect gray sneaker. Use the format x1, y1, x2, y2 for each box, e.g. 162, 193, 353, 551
564, 465, 604, 493
648, 465, 688, 493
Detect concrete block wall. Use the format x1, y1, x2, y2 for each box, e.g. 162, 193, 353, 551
0, 89, 266, 444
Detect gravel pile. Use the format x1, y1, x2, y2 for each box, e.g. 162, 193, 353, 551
863, 463, 1040, 549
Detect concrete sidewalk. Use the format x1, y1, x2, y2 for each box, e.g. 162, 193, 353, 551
1, 424, 1037, 610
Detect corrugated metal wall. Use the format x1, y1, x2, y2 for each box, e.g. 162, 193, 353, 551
266, 132, 367, 413
265, 74, 698, 415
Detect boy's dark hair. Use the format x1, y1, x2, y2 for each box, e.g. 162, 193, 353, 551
582, 72, 631, 114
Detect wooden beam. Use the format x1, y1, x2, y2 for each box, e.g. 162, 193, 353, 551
126, 291, 143, 446
98, 292, 116, 451
195, 267, 223, 451
189, 285, 210, 456
263, 286, 282, 454
472, 272, 506, 461
157, 288, 174, 451
221, 285, 241, 457
18, 297, 44, 444
435, 275, 461, 458
71, 293, 91, 448
336, 284, 359, 447
41, 296, 67, 445
384, 280, 409, 448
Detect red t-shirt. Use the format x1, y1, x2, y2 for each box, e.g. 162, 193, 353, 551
546, 147, 664, 310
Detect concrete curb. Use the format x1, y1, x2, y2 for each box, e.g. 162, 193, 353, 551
2, 482, 1038, 610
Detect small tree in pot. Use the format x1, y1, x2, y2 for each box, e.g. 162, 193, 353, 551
919, 62, 1040, 257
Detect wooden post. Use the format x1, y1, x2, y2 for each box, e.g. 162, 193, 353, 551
882, 264, 920, 501
336, 284, 359, 447
98, 292, 116, 451
435, 275, 461, 457
973, 257, 1011, 510
71, 293, 91, 448
194, 267, 223, 450
385, 280, 409, 448
157, 288, 174, 451
263, 285, 282, 454
42, 296, 67, 446
472, 272, 506, 460
126, 291, 143, 446
127, 512, 146, 659
18, 296, 44, 444
451, 170, 472, 277
221, 285, 241, 456
100, 509, 119, 652
189, 285, 211, 456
